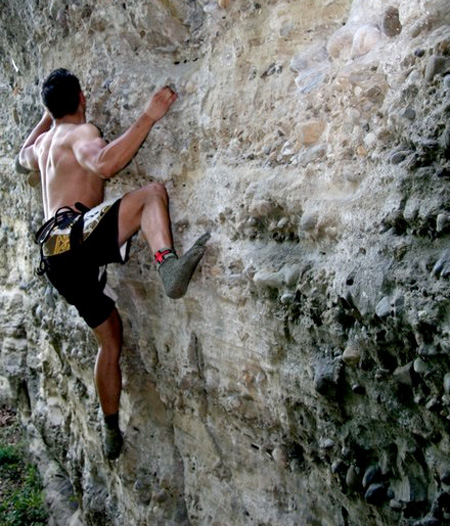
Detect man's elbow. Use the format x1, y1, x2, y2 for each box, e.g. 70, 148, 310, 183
95, 161, 117, 180
93, 153, 123, 180
18, 149, 27, 167
15, 155, 31, 174
16, 150, 33, 174
91, 149, 117, 179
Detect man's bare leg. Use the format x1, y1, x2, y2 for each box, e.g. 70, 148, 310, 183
93, 308, 123, 460
118, 182, 209, 298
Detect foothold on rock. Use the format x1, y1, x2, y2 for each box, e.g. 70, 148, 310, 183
413, 358, 431, 375
300, 212, 318, 232
425, 56, 450, 82
351, 25, 381, 58
412, 518, 441, 526
319, 438, 335, 450
418, 343, 440, 357
389, 150, 411, 165
342, 346, 361, 368
327, 25, 355, 60
363, 465, 382, 489
313, 358, 342, 398
425, 397, 440, 411
351, 383, 365, 394
389, 499, 403, 511
331, 459, 347, 475
272, 446, 288, 467
432, 251, 450, 278
440, 127, 450, 162
375, 296, 391, 318
383, 7, 402, 37
393, 362, 414, 387
436, 213, 450, 233
364, 483, 387, 506
253, 268, 285, 289
402, 107, 416, 121
441, 470, 450, 485
444, 373, 450, 395
346, 465, 360, 492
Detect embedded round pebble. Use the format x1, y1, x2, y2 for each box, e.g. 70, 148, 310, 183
382, 7, 402, 37
351, 25, 381, 58
364, 483, 387, 506
362, 465, 382, 489
342, 346, 361, 367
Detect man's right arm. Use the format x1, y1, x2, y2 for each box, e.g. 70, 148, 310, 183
18, 112, 53, 171
74, 87, 177, 179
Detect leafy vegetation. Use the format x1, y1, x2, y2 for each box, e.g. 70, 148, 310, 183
0, 409, 48, 526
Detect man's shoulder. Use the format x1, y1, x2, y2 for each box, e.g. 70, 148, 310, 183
79, 122, 102, 135
68, 122, 102, 143
88, 122, 105, 138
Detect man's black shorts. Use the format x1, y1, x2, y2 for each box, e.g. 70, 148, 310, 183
40, 198, 131, 329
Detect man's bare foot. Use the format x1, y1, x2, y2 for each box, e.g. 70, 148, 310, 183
158, 232, 210, 299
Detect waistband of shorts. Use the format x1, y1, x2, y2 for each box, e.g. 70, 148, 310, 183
35, 206, 86, 257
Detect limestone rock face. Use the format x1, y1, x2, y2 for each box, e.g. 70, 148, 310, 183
1, 1, 450, 524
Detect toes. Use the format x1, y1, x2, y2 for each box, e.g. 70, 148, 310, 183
194, 232, 211, 247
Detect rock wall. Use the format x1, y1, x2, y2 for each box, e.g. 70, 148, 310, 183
1, 0, 450, 524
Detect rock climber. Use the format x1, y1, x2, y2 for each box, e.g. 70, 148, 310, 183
18, 68, 209, 460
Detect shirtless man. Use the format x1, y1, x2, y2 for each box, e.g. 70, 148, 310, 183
18, 68, 209, 459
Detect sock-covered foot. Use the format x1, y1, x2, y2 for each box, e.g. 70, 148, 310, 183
103, 413, 123, 460
157, 232, 210, 299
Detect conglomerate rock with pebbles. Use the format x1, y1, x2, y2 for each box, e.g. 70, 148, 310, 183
1, 0, 450, 525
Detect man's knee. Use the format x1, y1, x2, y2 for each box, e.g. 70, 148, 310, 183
145, 182, 168, 204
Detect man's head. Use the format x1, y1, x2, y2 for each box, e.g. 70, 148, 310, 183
41, 68, 82, 119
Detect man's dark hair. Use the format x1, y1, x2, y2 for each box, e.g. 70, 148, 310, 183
41, 68, 82, 119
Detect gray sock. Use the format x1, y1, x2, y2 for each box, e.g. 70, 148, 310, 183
103, 412, 123, 460
157, 232, 210, 299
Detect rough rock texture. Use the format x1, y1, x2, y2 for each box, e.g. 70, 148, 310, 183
1, 1, 450, 525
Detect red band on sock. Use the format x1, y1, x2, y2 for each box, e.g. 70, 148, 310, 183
154, 248, 175, 265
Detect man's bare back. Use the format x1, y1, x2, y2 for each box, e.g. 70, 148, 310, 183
34, 122, 106, 219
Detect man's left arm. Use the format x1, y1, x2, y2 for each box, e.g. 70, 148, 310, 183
18, 112, 53, 171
